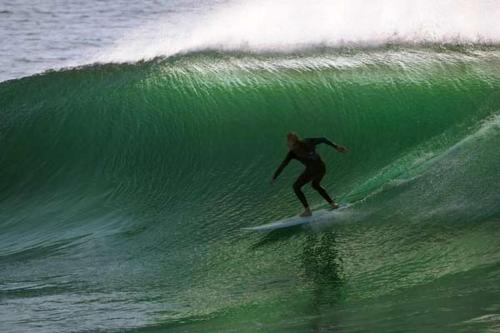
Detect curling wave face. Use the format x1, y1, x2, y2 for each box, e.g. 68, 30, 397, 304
1, 47, 500, 332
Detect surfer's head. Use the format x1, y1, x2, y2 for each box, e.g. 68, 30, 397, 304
287, 132, 299, 149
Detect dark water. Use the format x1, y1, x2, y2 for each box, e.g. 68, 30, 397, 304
1, 47, 500, 332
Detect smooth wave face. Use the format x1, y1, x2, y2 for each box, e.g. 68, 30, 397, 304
1, 47, 500, 333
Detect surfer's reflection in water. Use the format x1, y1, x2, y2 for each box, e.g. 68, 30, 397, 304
250, 226, 343, 331
272, 132, 348, 217
302, 230, 343, 332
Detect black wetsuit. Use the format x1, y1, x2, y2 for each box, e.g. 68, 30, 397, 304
273, 137, 336, 208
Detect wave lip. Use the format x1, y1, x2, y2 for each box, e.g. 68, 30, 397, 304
94, 0, 500, 63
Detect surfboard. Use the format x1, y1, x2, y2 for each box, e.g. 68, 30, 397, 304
243, 203, 350, 231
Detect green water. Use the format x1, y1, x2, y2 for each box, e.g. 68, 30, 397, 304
1, 47, 500, 332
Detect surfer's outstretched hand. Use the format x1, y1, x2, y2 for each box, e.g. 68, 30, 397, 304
335, 145, 348, 153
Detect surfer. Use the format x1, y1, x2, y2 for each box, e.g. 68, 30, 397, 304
272, 132, 348, 217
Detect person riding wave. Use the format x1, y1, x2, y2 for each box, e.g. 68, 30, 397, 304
272, 132, 348, 217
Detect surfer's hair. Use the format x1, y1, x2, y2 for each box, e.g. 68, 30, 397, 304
287, 132, 299, 142
287, 132, 308, 153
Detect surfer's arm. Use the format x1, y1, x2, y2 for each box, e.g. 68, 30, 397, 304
272, 152, 293, 180
310, 137, 348, 152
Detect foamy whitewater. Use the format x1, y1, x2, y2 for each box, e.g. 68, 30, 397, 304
1, 1, 500, 333
95, 0, 500, 62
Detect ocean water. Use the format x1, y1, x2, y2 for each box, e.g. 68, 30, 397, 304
1, 1, 500, 332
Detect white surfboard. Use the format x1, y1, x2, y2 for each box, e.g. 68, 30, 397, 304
243, 203, 350, 231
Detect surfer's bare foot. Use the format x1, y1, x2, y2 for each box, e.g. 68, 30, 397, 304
330, 202, 340, 210
300, 208, 312, 217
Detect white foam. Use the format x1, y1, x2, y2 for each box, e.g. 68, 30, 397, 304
94, 0, 500, 63
243, 204, 352, 231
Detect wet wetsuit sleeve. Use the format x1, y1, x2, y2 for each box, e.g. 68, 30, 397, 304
308, 137, 338, 149
273, 151, 294, 180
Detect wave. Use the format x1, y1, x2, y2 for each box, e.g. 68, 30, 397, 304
1, 47, 500, 332
2, 47, 499, 237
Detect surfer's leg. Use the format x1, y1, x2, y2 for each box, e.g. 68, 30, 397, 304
311, 169, 339, 209
311, 179, 334, 204
293, 172, 313, 216
293, 175, 309, 208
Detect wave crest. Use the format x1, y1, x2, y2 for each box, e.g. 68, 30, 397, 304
94, 0, 500, 63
